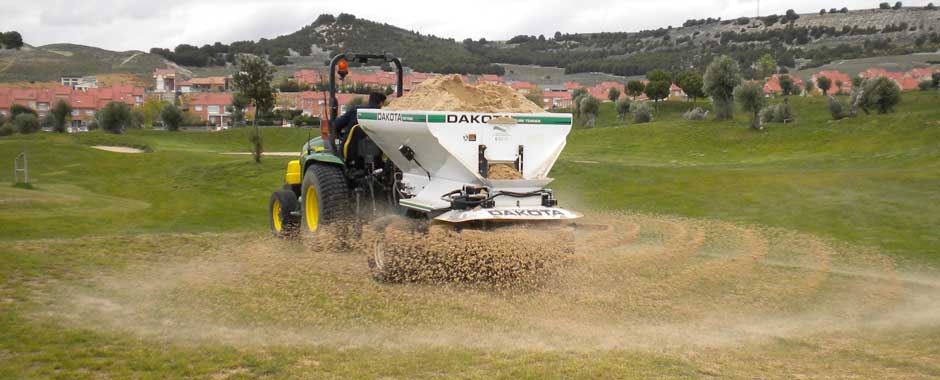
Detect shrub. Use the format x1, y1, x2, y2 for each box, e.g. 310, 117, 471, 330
632, 102, 653, 123
733, 81, 766, 130
858, 76, 901, 114
0, 124, 12, 136
12, 113, 40, 134
919, 80, 933, 91
704, 55, 742, 120
760, 106, 776, 124
161, 105, 184, 131
932, 72, 940, 88
683, 107, 708, 120
773, 102, 793, 122
615, 98, 631, 120
828, 96, 847, 120
879, 2, 891, 9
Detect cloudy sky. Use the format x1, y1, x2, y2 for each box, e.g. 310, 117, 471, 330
4, 0, 933, 51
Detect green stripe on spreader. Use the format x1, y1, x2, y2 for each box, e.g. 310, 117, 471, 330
428, 115, 446, 123
358, 112, 427, 122
512, 116, 572, 125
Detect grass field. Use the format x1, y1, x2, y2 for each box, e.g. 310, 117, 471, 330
1, 91, 939, 379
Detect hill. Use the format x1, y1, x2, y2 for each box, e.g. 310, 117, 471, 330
149, 7, 940, 79
0, 43, 167, 84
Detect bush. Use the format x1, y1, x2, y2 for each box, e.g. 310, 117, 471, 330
932, 72, 940, 88
683, 107, 708, 120
858, 76, 901, 114
760, 103, 794, 123
828, 96, 847, 120
919, 80, 933, 91
632, 102, 653, 123
10, 104, 36, 119
0, 124, 12, 136
97, 102, 133, 133
879, 2, 891, 9
161, 105, 184, 131
12, 113, 40, 134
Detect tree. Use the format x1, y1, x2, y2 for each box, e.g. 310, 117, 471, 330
1, 31, 24, 50
579, 96, 600, 127
734, 82, 766, 130
828, 96, 848, 120
880, 2, 891, 9
893, 2, 902, 10
12, 113, 40, 134
50, 99, 72, 133
778, 75, 795, 96
97, 102, 132, 133
703, 55, 742, 120
161, 104, 184, 131
615, 98, 631, 120
817, 76, 833, 96
10, 104, 36, 119
676, 71, 705, 101
626, 80, 645, 100
927, 3, 937, 10
932, 72, 940, 88
858, 76, 901, 114
607, 87, 621, 102
233, 56, 276, 163
835, 80, 844, 95
231, 92, 250, 126
755, 54, 777, 80
644, 70, 671, 102
141, 98, 165, 127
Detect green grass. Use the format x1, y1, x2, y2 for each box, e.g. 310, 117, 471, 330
555, 93, 940, 264
1, 92, 939, 378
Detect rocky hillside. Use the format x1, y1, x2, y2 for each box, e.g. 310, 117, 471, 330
0, 43, 166, 84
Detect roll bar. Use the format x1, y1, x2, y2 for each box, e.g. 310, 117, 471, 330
327, 52, 404, 152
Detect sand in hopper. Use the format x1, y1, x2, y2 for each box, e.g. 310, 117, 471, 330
366, 218, 574, 287
385, 74, 544, 113
487, 163, 524, 180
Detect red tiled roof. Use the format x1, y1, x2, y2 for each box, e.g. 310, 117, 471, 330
154, 69, 176, 77
763, 74, 805, 94
187, 92, 234, 106
294, 69, 322, 85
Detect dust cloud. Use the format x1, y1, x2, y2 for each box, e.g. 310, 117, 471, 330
38, 212, 940, 352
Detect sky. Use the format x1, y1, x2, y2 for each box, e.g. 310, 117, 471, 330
3, 0, 934, 51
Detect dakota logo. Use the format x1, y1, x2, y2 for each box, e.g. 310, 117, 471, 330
446, 114, 508, 124
376, 112, 403, 121
487, 209, 566, 217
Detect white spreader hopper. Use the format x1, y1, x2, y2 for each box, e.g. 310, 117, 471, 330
357, 110, 581, 223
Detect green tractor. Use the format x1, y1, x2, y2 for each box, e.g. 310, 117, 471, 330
268, 52, 405, 238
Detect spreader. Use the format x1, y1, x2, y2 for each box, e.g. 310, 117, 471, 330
356, 110, 580, 223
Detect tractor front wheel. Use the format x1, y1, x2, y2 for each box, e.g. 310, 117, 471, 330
269, 189, 299, 238
300, 163, 350, 236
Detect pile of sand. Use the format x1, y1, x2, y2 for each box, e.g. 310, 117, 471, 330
487, 163, 524, 180
385, 75, 544, 113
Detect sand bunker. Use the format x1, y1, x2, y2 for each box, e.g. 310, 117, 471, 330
385, 75, 544, 113
91, 145, 145, 154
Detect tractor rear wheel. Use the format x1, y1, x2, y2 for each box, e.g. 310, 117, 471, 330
269, 189, 299, 238
300, 163, 350, 236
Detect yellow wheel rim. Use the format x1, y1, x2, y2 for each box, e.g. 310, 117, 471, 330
272, 198, 282, 232
304, 185, 319, 232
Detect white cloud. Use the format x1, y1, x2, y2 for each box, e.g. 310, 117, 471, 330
3, 0, 934, 51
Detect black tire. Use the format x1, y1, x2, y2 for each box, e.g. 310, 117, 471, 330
300, 163, 350, 235
269, 190, 300, 238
